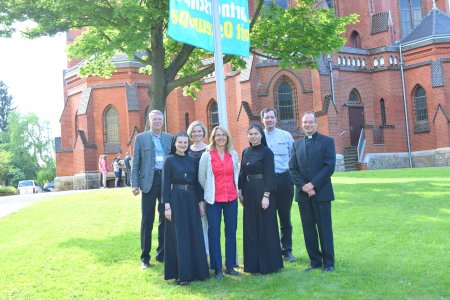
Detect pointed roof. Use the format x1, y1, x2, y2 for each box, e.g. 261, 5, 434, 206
401, 7, 450, 45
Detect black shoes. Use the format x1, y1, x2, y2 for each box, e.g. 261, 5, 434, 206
322, 266, 335, 273
215, 269, 225, 279
155, 256, 164, 263
304, 265, 322, 272
141, 262, 150, 270
283, 252, 298, 262
176, 280, 190, 286
225, 267, 241, 277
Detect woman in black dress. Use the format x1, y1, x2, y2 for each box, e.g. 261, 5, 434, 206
162, 132, 209, 285
187, 120, 209, 254
238, 124, 283, 274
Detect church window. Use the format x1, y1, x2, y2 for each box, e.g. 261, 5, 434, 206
349, 31, 361, 48
264, 0, 288, 9
380, 99, 387, 126
208, 100, 219, 132
274, 77, 298, 121
104, 106, 120, 144
413, 86, 429, 132
400, 0, 423, 38
379, 57, 385, 66
349, 89, 361, 103
373, 58, 379, 67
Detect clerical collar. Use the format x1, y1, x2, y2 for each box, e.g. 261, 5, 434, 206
306, 135, 313, 139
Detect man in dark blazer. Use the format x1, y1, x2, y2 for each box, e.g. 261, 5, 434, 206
132, 110, 173, 270
289, 112, 336, 272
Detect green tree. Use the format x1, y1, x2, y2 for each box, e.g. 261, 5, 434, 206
0, 0, 357, 112
0, 112, 55, 184
0, 80, 15, 134
0, 148, 19, 186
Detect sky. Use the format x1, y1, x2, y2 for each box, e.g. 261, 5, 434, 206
0, 30, 67, 136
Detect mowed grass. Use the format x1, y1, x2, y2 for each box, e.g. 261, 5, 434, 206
0, 168, 449, 299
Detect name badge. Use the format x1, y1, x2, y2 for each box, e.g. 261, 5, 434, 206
156, 155, 164, 162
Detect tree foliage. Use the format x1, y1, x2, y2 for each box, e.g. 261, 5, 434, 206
0, 112, 55, 186
0, 80, 14, 133
0, 0, 357, 112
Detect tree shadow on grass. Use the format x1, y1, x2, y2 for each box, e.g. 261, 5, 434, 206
59, 232, 139, 266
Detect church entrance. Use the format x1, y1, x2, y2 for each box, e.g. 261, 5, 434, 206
348, 105, 365, 146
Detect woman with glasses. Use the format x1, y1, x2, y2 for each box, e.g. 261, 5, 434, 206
198, 126, 240, 279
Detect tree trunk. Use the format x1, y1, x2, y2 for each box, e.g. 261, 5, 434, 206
149, 24, 168, 114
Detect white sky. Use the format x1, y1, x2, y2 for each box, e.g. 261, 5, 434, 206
0, 31, 67, 136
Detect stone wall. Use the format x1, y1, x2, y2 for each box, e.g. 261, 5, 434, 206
364, 148, 450, 169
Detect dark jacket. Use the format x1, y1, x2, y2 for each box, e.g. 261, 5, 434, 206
289, 133, 336, 202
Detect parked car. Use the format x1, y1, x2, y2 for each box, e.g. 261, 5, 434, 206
17, 180, 43, 195
43, 182, 55, 192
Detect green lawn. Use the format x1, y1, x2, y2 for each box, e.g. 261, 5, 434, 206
0, 168, 449, 299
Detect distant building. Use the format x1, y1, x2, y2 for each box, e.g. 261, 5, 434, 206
56, 0, 450, 186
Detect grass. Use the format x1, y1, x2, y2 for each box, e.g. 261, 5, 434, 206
0, 168, 449, 299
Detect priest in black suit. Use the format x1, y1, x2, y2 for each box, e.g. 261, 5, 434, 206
289, 112, 336, 273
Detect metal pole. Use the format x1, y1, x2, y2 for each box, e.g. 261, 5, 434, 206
328, 54, 336, 107
211, 0, 229, 129
399, 44, 413, 168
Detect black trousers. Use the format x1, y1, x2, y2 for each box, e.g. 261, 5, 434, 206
298, 200, 334, 268
275, 171, 294, 255
140, 172, 165, 263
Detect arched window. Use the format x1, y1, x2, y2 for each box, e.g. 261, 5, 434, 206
349, 89, 361, 103
342, 56, 346, 65
394, 57, 398, 64
380, 99, 387, 125
413, 86, 429, 132
389, 56, 393, 65
337, 56, 341, 64
264, 0, 288, 9
104, 106, 120, 144
373, 58, 379, 67
362, 59, 366, 67
400, 0, 423, 38
349, 31, 361, 48
208, 100, 219, 132
351, 57, 356, 66
185, 112, 190, 130
379, 57, 385, 66
357, 58, 361, 67
143, 106, 149, 130
274, 77, 298, 121
326, 0, 335, 9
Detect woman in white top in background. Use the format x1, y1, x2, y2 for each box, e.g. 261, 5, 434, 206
187, 120, 209, 254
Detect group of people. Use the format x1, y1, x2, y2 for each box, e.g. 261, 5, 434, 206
131, 108, 337, 285
98, 152, 132, 188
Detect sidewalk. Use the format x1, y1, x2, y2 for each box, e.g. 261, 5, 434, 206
0, 190, 89, 219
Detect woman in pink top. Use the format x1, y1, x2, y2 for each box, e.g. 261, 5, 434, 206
99, 155, 109, 188
198, 126, 240, 279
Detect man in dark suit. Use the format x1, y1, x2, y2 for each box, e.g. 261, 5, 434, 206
289, 112, 336, 272
132, 110, 173, 270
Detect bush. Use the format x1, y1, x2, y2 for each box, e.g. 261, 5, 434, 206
0, 185, 17, 194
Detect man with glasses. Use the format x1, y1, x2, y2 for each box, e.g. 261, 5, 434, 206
132, 110, 173, 269
260, 108, 297, 262
289, 112, 336, 272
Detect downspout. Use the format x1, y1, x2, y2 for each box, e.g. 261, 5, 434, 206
328, 54, 337, 109
399, 44, 413, 168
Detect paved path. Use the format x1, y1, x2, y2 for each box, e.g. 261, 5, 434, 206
0, 190, 89, 219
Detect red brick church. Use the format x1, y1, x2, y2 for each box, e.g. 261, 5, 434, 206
56, 0, 450, 187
